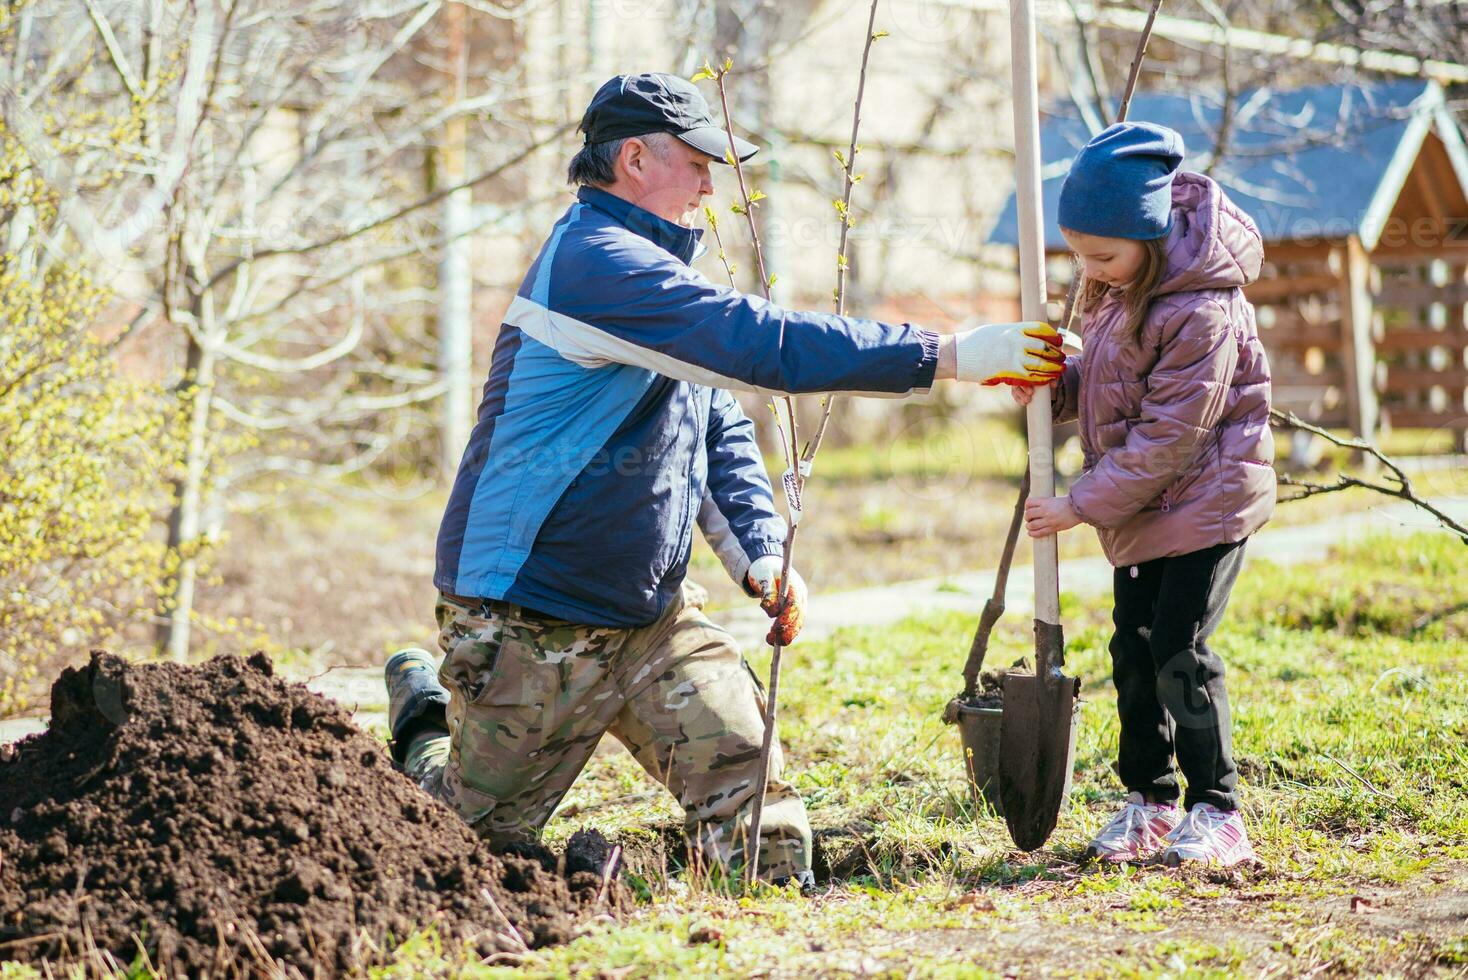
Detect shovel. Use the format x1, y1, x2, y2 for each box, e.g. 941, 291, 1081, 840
995, 0, 1081, 852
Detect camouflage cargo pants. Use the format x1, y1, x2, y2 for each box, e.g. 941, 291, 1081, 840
406, 582, 812, 882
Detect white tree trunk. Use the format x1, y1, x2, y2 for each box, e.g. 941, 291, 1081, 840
439, 187, 473, 476
586, 0, 609, 85
438, 3, 474, 479
158, 323, 217, 662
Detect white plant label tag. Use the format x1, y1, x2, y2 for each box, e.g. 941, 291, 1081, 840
782, 468, 803, 526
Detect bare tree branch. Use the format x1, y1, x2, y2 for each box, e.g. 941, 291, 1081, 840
1194, 0, 1235, 178
81, 0, 143, 99
1116, 0, 1163, 124
1270, 409, 1468, 544
203, 124, 570, 290
1063, 0, 1111, 127
801, 0, 882, 466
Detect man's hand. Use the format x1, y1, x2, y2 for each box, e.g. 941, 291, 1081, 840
746, 555, 808, 647
1025, 496, 1082, 537
946, 321, 1065, 386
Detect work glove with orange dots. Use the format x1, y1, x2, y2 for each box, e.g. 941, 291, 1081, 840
953, 321, 1066, 386
745, 555, 808, 647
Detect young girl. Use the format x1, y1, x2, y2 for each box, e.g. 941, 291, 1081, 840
1014, 121, 1275, 866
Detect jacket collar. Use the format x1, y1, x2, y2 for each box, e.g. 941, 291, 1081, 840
577, 185, 704, 264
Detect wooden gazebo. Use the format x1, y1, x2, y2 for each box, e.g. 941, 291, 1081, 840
990, 79, 1468, 449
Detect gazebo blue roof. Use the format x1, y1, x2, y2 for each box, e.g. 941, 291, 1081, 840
988, 79, 1468, 251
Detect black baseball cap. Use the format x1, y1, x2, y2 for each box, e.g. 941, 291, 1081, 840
579, 73, 758, 164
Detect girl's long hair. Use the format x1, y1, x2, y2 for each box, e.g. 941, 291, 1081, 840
1077, 235, 1169, 345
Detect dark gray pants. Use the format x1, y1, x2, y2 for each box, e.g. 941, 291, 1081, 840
1110, 539, 1247, 811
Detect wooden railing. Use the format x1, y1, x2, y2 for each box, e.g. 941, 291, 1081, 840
1246, 249, 1352, 431
1373, 257, 1468, 447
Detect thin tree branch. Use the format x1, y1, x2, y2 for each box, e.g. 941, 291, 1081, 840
1063, 0, 1111, 126
1270, 408, 1467, 544
1048, 31, 1108, 136
702, 207, 739, 287
81, 0, 144, 99
240, 1, 442, 211
1195, 0, 1234, 178
1410, 601, 1468, 637
214, 379, 447, 431
706, 61, 797, 469
2, 0, 218, 266
947, 1, 1166, 723
212, 307, 364, 374
218, 191, 560, 330
704, 54, 803, 888
203, 126, 570, 291
1116, 0, 1164, 124
1056, 0, 1163, 332
800, 0, 882, 469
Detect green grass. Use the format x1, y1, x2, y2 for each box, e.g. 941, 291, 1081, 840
765, 416, 1029, 485
503, 530, 1467, 977
768, 418, 1463, 486
12, 531, 1466, 977
657, 416, 1468, 615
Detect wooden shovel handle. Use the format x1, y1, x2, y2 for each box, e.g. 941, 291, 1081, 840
960, 466, 1031, 698
1008, 0, 1062, 673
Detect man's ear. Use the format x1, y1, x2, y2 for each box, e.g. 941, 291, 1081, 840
617, 138, 647, 183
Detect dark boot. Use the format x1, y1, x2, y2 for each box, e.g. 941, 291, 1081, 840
384, 648, 449, 765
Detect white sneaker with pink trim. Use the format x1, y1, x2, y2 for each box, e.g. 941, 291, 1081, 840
1161, 803, 1258, 867
1085, 793, 1182, 863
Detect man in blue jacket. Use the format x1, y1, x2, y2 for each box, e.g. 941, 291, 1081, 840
386, 73, 1064, 888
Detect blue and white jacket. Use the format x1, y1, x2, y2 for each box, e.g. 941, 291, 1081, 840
434, 185, 941, 627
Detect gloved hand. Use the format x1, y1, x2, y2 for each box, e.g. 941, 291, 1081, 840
953, 321, 1065, 386
745, 555, 808, 647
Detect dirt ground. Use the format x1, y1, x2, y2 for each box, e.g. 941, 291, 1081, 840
802, 867, 1468, 978
804, 874, 1468, 979
571, 820, 1468, 977
0, 653, 625, 975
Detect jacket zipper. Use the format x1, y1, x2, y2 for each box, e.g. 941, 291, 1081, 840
1159, 489, 1172, 513
673, 394, 702, 567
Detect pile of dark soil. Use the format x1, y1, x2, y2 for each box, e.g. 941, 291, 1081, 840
0, 652, 625, 976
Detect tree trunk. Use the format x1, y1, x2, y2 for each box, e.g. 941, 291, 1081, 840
438, 1, 473, 479
586, 0, 609, 88
157, 316, 216, 661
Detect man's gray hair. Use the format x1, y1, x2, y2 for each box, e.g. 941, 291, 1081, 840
567, 132, 673, 187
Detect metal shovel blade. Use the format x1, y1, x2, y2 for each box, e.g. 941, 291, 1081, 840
997, 621, 1079, 851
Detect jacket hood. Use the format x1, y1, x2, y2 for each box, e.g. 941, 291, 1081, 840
1156, 172, 1263, 295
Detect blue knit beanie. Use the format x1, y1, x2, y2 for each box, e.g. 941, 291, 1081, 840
1057, 122, 1184, 240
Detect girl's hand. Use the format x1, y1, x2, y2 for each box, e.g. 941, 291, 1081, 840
1010, 385, 1035, 406
1024, 496, 1082, 537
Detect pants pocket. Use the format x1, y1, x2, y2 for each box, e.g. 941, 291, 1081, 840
439, 613, 516, 706
440, 761, 500, 831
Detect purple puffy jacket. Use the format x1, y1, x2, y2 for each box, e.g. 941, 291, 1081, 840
1053, 172, 1276, 568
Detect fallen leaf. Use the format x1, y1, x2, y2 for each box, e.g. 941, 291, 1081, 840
688, 923, 724, 945
948, 892, 996, 912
